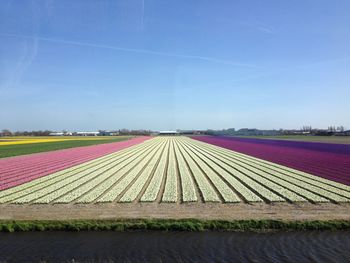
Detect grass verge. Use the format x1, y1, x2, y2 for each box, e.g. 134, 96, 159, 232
0, 137, 132, 158
0, 219, 349, 232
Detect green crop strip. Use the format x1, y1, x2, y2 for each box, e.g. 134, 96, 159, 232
0, 137, 132, 158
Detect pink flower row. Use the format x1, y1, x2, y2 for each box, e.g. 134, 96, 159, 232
0, 137, 150, 190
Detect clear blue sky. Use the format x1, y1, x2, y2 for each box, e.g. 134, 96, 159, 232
1, 0, 349, 131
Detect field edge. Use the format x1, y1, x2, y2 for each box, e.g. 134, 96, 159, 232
1, 218, 350, 232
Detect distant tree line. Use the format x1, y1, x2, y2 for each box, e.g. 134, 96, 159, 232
328, 126, 345, 132
0, 129, 53, 137
201, 125, 349, 136
116, 129, 153, 136
0, 129, 154, 137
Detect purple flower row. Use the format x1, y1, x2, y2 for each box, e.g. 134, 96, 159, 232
222, 136, 350, 155
191, 136, 350, 186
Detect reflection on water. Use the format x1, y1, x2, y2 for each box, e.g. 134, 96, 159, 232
0, 231, 349, 262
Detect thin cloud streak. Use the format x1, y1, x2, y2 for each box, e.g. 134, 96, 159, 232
0, 33, 261, 68
257, 26, 274, 34
1, 1, 45, 91
11, 37, 39, 88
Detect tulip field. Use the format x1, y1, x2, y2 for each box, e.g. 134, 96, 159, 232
0, 136, 133, 158
0, 136, 130, 146
191, 136, 350, 186
0, 136, 150, 191
0, 136, 349, 205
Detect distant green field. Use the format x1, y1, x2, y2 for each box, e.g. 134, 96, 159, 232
237, 135, 350, 144
0, 137, 132, 159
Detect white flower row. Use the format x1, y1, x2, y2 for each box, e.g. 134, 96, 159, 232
197, 143, 303, 202
97, 142, 164, 203
225, 149, 350, 201
161, 141, 178, 202
77, 141, 160, 203
178, 140, 240, 203
0, 144, 139, 203
226, 153, 348, 202
54, 145, 153, 203
33, 155, 134, 204
190, 140, 285, 202
182, 140, 262, 202
12, 141, 153, 204
11, 158, 117, 204
227, 156, 328, 202
141, 141, 170, 202
173, 141, 197, 202
177, 140, 220, 202
119, 141, 167, 202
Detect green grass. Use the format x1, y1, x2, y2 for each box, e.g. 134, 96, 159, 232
236, 135, 350, 144
0, 219, 349, 232
0, 137, 132, 159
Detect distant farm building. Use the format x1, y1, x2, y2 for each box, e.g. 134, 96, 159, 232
49, 132, 72, 136
76, 132, 100, 136
179, 130, 206, 135
97, 131, 112, 136
158, 131, 179, 136
49, 132, 65, 136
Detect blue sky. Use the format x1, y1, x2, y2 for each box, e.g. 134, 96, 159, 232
1, 0, 350, 131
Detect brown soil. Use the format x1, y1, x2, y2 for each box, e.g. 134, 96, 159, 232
0, 202, 349, 221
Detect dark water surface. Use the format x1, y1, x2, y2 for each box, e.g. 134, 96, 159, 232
0, 231, 349, 262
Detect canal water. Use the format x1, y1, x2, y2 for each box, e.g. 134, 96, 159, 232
0, 231, 349, 262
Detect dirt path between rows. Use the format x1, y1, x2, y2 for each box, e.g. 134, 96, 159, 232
0, 203, 349, 221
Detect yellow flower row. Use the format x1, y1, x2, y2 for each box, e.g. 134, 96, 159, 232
0, 138, 72, 146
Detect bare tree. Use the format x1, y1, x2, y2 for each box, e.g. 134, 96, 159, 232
302, 125, 312, 132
